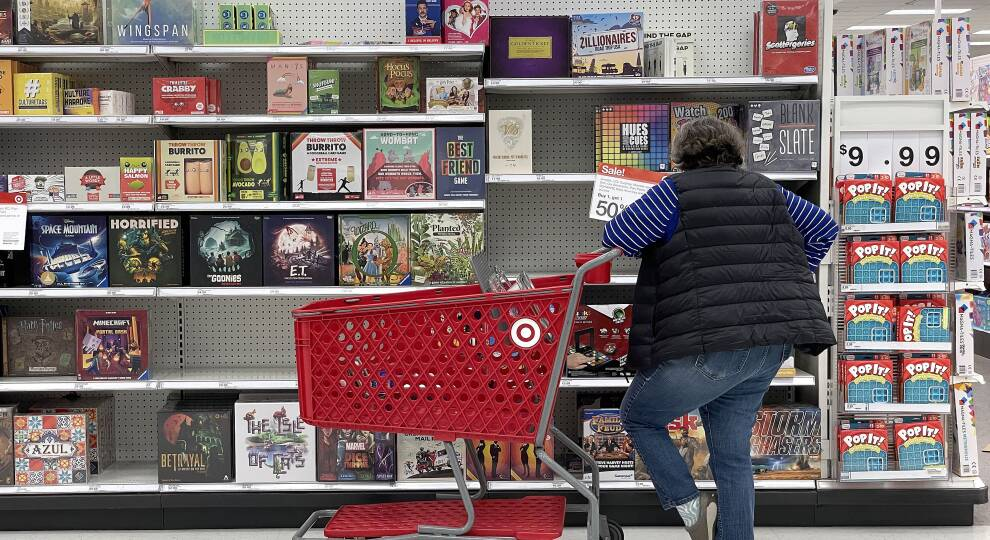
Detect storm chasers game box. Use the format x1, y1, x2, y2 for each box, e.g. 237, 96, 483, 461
262, 214, 334, 286
234, 397, 315, 483
759, 0, 819, 76
158, 400, 233, 483
2, 316, 75, 376
744, 100, 820, 172
750, 405, 821, 480
289, 132, 363, 201
397, 434, 465, 481
107, 0, 196, 45
108, 215, 182, 287
410, 212, 484, 286
13, 413, 88, 485
76, 309, 149, 381
364, 128, 436, 200
570, 12, 643, 77
436, 127, 485, 199
30, 215, 108, 288
338, 214, 411, 286
188, 215, 263, 287
318, 429, 396, 481
581, 408, 634, 481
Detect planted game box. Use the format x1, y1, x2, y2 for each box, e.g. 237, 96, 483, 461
364, 128, 435, 200
119, 157, 154, 203
901, 354, 951, 404
157, 401, 233, 483
894, 416, 945, 471
840, 355, 893, 404
30, 214, 108, 288
188, 215, 263, 287
436, 127, 485, 199
744, 100, 820, 171
154, 140, 221, 203
751, 405, 821, 480
441, 0, 488, 44
899, 236, 948, 284
17, 0, 103, 44
262, 214, 334, 286
839, 419, 888, 474
595, 104, 670, 172
397, 434, 465, 481
29, 396, 115, 475
847, 236, 899, 284
13, 413, 88, 485
567, 304, 631, 377
837, 174, 892, 225
466, 439, 509, 481
234, 398, 315, 483
337, 214, 411, 286
9, 174, 65, 203
581, 408, 634, 481
425, 78, 481, 114
636, 411, 711, 481
570, 12, 643, 77
63, 166, 120, 203
267, 57, 308, 114
0, 405, 11, 485
2, 316, 75, 376
76, 309, 149, 381
108, 215, 182, 287
893, 172, 945, 223
669, 102, 738, 147
307, 69, 339, 114
107, 0, 196, 45
410, 212, 484, 285
844, 297, 897, 342
405, 0, 440, 44
489, 16, 571, 78
226, 132, 286, 202
377, 56, 422, 113
510, 434, 553, 481
317, 429, 395, 481
899, 296, 950, 343
289, 132, 363, 201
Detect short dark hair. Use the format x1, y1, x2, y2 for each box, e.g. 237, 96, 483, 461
670, 116, 745, 170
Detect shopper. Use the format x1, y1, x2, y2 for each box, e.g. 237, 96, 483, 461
601, 117, 837, 540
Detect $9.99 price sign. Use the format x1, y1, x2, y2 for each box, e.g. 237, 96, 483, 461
589, 163, 668, 222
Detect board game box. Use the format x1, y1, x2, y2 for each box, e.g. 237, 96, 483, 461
13, 413, 88, 485
466, 439, 509, 481
188, 215, 263, 287
262, 214, 334, 286
76, 309, 149, 381
669, 102, 738, 147
410, 212, 484, 286
488, 109, 533, 174
289, 132, 362, 201
397, 434, 465, 481
510, 434, 553, 481
425, 78, 481, 113
405, 0, 441, 44
157, 401, 233, 483
154, 140, 221, 202
235, 398, 315, 482
899, 236, 948, 284
847, 236, 899, 284
436, 127, 485, 199
0, 0, 11, 44
0, 60, 31, 115
3, 316, 75, 376
581, 408, 634, 481
441, 0, 488, 44
0, 405, 12, 485
317, 429, 395, 481
108, 215, 183, 287
17, 0, 102, 45
864, 30, 884, 95
894, 416, 945, 470
750, 405, 821, 480
337, 214, 411, 286
14, 71, 72, 115
635, 411, 711, 481
307, 69, 340, 114
570, 12, 643, 77
906, 21, 932, 95
267, 57, 308, 115
899, 296, 950, 343
119, 157, 154, 202
840, 355, 893, 404
30, 214, 108, 288
902, 354, 951, 404
744, 100, 820, 171
567, 304, 631, 377
839, 419, 888, 473
226, 133, 286, 202
893, 172, 945, 223
153, 77, 211, 115
595, 104, 670, 172
63, 167, 121, 203
376, 56, 422, 113
837, 174, 892, 225
63, 88, 100, 115
107, 0, 196, 45
29, 395, 114, 475
489, 16, 571, 78
0, 249, 29, 287
844, 297, 897, 342
759, 0, 818, 76
9, 174, 65, 203
884, 27, 905, 95
364, 128, 435, 200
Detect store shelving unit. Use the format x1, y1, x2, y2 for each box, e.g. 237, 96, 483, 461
0, 45, 154, 61
28, 202, 156, 212
0, 115, 154, 128
154, 44, 485, 62
483, 75, 819, 93
486, 171, 817, 183
155, 199, 485, 211
154, 113, 485, 126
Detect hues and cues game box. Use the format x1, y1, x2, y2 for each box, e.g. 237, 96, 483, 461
338, 214, 411, 286
76, 309, 149, 381
108, 215, 182, 287
30, 215, 108, 288
188, 215, 263, 287
317, 429, 396, 481
2, 316, 75, 376
262, 215, 335, 286
595, 104, 670, 172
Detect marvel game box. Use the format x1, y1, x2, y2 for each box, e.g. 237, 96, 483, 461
263, 214, 335, 286
317, 429, 395, 481
76, 309, 149, 381
338, 214, 411, 286
410, 212, 483, 286
3, 316, 75, 376
30, 215, 108, 288
108, 215, 182, 287
234, 398, 315, 483
188, 215, 263, 287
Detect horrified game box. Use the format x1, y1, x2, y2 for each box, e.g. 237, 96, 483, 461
188, 215, 263, 287
317, 429, 396, 481
3, 316, 75, 376
108, 215, 183, 287
158, 399, 233, 483
76, 309, 149, 381
30, 215, 108, 288
263, 214, 335, 286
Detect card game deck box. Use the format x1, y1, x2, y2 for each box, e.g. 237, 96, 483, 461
307, 69, 340, 114
839, 419, 888, 474
635, 411, 711, 481
899, 296, 950, 343
153, 77, 212, 115
63, 166, 121, 203
466, 439, 510, 481
750, 405, 821, 480
29, 396, 115, 475
14, 72, 71, 115
436, 127, 485, 199
119, 157, 154, 203
902, 354, 951, 404
267, 57, 308, 114
155, 140, 222, 203
847, 236, 899, 284
30, 214, 108, 288
262, 214, 335, 286
0, 60, 31, 115
899, 236, 948, 284
337, 214, 411, 286
63, 88, 100, 115
13, 413, 88, 485
0, 405, 12, 485
108, 215, 183, 287
835, 34, 856, 96
405, 0, 441, 44
396, 434, 465, 481
289, 132, 363, 201
188, 215, 263, 287
441, 0, 488, 44
425, 78, 481, 114
844, 297, 897, 342
744, 100, 820, 171
2, 316, 75, 376
582, 409, 633, 481
567, 304, 631, 377
488, 109, 533, 174
595, 104, 670, 172
108, 0, 197, 45
376, 56, 423, 113
863, 30, 885, 95
840, 355, 893, 405
76, 309, 149, 381
16, 0, 103, 44
317, 429, 395, 482
837, 174, 892, 225
759, 0, 818, 76
0, 0, 11, 44
364, 128, 436, 200
894, 416, 945, 471
226, 132, 287, 202
510, 434, 553, 481
158, 400, 233, 483
234, 397, 315, 482
893, 172, 945, 223
490, 16, 571, 78
9, 174, 65, 202
410, 212, 484, 285
570, 12, 643, 77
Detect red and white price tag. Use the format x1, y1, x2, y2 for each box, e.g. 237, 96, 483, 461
588, 163, 668, 222
0, 192, 28, 250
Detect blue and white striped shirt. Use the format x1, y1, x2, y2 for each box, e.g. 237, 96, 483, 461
602, 177, 838, 271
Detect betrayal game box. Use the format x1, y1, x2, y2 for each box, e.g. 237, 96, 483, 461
0, 405, 12, 485
839, 419, 888, 474
837, 174, 892, 225
570, 12, 643, 77
365, 128, 436, 200
157, 401, 233, 483
467, 439, 509, 481
17, 0, 103, 45
840, 355, 894, 405
750, 405, 821, 480
902, 354, 951, 404
318, 429, 396, 481
107, 0, 196, 45
489, 16, 571, 78
337, 214, 411, 287
29, 395, 115, 475
581, 408, 634, 481
410, 212, 483, 286
436, 127, 485, 199
744, 100, 820, 172
76, 309, 149, 381
262, 214, 335, 286
397, 434, 465, 481
636, 411, 711, 481
289, 132, 363, 201
234, 398, 316, 483
510, 434, 553, 481
63, 167, 121, 203
595, 104, 670, 172
13, 413, 88, 486
108, 215, 183, 287
30, 215, 108, 288
441, 0, 488, 44
376, 56, 422, 113
759, 0, 819, 76
226, 132, 287, 202
2, 316, 75, 376
188, 215, 263, 287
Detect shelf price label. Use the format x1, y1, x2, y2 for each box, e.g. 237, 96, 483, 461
0, 192, 28, 250
588, 163, 667, 222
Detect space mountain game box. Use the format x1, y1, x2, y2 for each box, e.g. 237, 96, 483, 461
30, 215, 108, 288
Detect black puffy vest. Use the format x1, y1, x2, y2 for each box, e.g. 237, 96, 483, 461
627, 166, 836, 370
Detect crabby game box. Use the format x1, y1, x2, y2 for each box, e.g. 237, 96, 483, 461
76, 309, 149, 381
317, 429, 395, 482
108, 215, 183, 287
188, 215, 263, 287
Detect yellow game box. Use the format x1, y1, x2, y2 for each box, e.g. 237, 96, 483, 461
14, 72, 72, 115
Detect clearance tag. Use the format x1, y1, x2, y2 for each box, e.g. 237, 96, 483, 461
589, 162, 667, 222
0, 192, 28, 250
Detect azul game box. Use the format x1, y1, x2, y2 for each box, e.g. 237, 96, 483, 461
581, 408, 634, 481
364, 128, 436, 200
425, 78, 481, 114
267, 57, 308, 115
490, 16, 571, 78
157, 400, 233, 483
0, 405, 12, 485
9, 174, 65, 203
376, 56, 422, 113
262, 214, 335, 286
17, 0, 103, 45
893, 172, 945, 223
317, 429, 395, 482
107, 0, 196, 45
837, 174, 893, 225
154, 140, 221, 203
635, 411, 711, 482
410, 212, 484, 285
30, 214, 108, 288
307, 69, 340, 114
289, 132, 363, 201
759, 0, 818, 76
441, 0, 488, 44
108, 215, 182, 287
63, 167, 121, 203
839, 419, 888, 474
466, 439, 509, 481
899, 236, 948, 284
397, 434, 465, 481
750, 405, 821, 480
226, 132, 287, 202
570, 12, 643, 77
744, 100, 820, 171
488, 109, 533, 174
840, 355, 894, 405
436, 127, 485, 199
899, 296, 950, 343
188, 215, 263, 287
234, 398, 315, 483
29, 396, 115, 475
405, 0, 441, 44
596, 104, 670, 172
13, 413, 88, 485
510, 434, 553, 481
902, 354, 951, 404
844, 297, 897, 342
894, 416, 945, 471
567, 304, 631, 378
847, 236, 899, 284
669, 102, 739, 147
2, 316, 75, 376
76, 309, 149, 381
337, 214, 411, 286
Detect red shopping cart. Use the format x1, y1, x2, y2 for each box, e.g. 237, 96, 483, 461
292, 248, 623, 540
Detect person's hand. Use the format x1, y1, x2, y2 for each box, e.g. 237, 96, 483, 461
567, 352, 592, 370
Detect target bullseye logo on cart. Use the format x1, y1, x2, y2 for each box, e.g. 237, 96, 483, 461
510, 318, 541, 348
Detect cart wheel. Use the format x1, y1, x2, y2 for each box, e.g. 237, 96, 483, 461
602, 518, 623, 540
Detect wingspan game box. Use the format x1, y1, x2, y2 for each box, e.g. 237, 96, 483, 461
13, 413, 88, 485
2, 316, 75, 376
262, 214, 335, 286
30, 215, 108, 288
108, 215, 182, 287
840, 355, 893, 404
836, 174, 892, 225
893, 172, 945, 223
317, 429, 395, 481
76, 309, 149, 381
234, 399, 315, 483
595, 104, 670, 172
901, 354, 951, 404
844, 297, 897, 342
839, 419, 888, 473
894, 416, 945, 471
337, 214, 411, 286
410, 212, 484, 285
847, 236, 899, 284
108, 0, 196, 45
188, 215, 263, 287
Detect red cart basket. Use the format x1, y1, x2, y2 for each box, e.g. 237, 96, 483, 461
292, 249, 623, 540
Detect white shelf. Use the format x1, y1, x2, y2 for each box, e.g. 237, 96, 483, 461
0, 115, 153, 127
0, 45, 154, 62
843, 402, 951, 414
485, 172, 815, 184
0, 376, 157, 392
0, 287, 156, 298
818, 476, 985, 490
0, 462, 159, 494
483, 75, 819, 94
154, 113, 484, 126
29, 202, 155, 212
840, 283, 948, 293
154, 199, 485, 211
840, 222, 949, 234
561, 368, 814, 388
840, 466, 949, 482
154, 44, 485, 63
844, 341, 952, 352
156, 286, 414, 297
155, 367, 298, 390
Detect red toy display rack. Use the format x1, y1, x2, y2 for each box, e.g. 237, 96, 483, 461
292, 249, 623, 540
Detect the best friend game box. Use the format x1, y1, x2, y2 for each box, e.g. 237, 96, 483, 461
837, 173, 891, 225
840, 354, 893, 404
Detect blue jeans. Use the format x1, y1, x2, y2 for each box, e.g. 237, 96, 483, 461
620, 344, 790, 540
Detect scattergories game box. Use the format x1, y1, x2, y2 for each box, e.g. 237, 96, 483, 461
108, 215, 183, 287
262, 214, 335, 286
13, 413, 88, 485
759, 0, 819, 76
2, 316, 75, 376
76, 309, 149, 381
30, 215, 109, 288
188, 215, 263, 287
